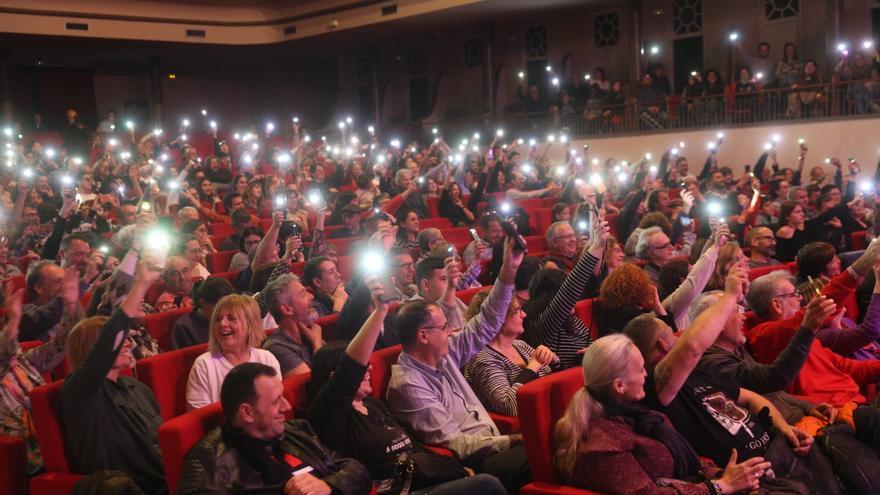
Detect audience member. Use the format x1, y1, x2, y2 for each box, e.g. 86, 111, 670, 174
170, 277, 236, 349
307, 280, 505, 494
746, 226, 781, 268
261, 273, 323, 377
302, 256, 348, 317
554, 334, 768, 494
154, 256, 195, 312
62, 259, 166, 494
523, 218, 608, 368
463, 290, 554, 415
186, 294, 279, 410
387, 239, 531, 494
178, 362, 371, 494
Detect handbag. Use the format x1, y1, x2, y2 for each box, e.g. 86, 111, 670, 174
390, 451, 468, 495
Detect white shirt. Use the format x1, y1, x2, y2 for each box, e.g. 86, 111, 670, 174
186, 348, 281, 410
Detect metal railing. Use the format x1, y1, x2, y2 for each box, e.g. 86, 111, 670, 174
380, 79, 879, 141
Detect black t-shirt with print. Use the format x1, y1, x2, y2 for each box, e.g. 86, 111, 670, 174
643, 366, 773, 466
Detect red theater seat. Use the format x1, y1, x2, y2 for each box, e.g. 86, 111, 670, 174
206, 250, 237, 273
208, 222, 233, 238
368, 345, 402, 401
525, 235, 548, 253
282, 372, 312, 416
144, 307, 191, 350
29, 380, 84, 494
135, 344, 209, 421
420, 218, 453, 229
747, 262, 797, 281
851, 230, 867, 250
574, 298, 598, 340
0, 435, 25, 495
517, 368, 600, 495
317, 314, 339, 341
158, 402, 224, 494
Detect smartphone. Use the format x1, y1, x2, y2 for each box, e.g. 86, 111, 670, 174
500, 219, 528, 252
469, 228, 481, 243
278, 221, 301, 247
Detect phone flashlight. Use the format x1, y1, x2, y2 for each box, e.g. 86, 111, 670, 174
500, 202, 512, 214
469, 228, 481, 242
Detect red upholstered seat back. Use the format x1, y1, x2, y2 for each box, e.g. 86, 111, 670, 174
206, 250, 236, 274
368, 344, 402, 400
208, 222, 233, 238
316, 314, 338, 341
135, 343, 209, 421
516, 368, 583, 484
158, 402, 224, 494
143, 307, 191, 350
30, 380, 71, 473
282, 371, 312, 417
747, 263, 791, 281
573, 298, 597, 340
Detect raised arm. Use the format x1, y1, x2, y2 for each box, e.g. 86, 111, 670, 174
530, 218, 609, 340
252, 210, 283, 271
63, 258, 161, 398
653, 266, 745, 406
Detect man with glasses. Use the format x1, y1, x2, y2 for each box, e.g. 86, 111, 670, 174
746, 226, 781, 268
389, 247, 417, 298
302, 256, 347, 317
544, 221, 580, 272
747, 239, 880, 412
387, 239, 530, 494
635, 226, 675, 281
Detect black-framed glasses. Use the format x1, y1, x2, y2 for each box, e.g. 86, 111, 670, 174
421, 323, 450, 333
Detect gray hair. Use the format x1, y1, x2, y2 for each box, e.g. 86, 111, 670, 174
417, 228, 442, 252
624, 228, 643, 257
177, 206, 199, 222
746, 270, 795, 318
688, 290, 723, 323
788, 186, 804, 201
635, 226, 664, 260
395, 168, 412, 185
545, 221, 569, 244
263, 273, 301, 321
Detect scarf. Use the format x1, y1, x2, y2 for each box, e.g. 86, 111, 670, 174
601, 398, 700, 478
221, 425, 293, 487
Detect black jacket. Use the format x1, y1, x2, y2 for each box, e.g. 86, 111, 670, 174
178, 420, 371, 495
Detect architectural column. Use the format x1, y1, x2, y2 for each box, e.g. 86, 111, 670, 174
0, 52, 11, 123
369, 44, 381, 126
481, 22, 495, 118
148, 56, 163, 126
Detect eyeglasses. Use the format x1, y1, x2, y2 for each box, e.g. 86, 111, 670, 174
393, 262, 414, 270
774, 291, 802, 301
650, 242, 672, 250
421, 323, 450, 334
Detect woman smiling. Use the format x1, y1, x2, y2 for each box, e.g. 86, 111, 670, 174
186, 294, 280, 410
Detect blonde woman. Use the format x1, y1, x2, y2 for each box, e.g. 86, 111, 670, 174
554, 334, 767, 495
186, 294, 280, 410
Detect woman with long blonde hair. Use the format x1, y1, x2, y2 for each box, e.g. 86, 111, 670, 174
185, 294, 280, 410
554, 334, 766, 494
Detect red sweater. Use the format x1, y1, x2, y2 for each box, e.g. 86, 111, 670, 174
747, 269, 880, 406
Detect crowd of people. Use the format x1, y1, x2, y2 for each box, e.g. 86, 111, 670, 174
518, 39, 880, 132
3, 102, 880, 495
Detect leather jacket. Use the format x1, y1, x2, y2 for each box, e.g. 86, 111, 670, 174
178, 419, 371, 494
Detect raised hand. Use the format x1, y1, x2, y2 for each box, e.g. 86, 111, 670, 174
801, 295, 836, 332
724, 265, 749, 302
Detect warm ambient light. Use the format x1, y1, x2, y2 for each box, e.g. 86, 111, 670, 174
167, 73, 177, 80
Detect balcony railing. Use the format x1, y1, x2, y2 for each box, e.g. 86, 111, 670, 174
379, 79, 879, 141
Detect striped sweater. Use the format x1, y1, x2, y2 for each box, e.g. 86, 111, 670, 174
523, 252, 597, 369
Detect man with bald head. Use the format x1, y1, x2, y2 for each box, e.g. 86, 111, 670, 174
20, 260, 69, 341
747, 226, 781, 268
